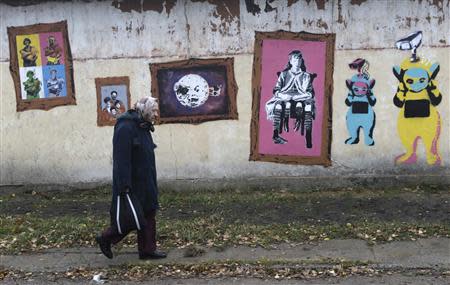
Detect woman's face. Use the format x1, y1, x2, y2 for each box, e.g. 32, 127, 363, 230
290, 55, 302, 68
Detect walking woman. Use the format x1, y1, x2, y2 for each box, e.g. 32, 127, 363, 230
96, 96, 167, 260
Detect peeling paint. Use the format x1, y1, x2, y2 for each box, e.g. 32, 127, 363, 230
337, 0, 347, 28
210, 21, 218, 32
142, 0, 164, 13
164, 0, 177, 14
302, 18, 329, 29
414, 0, 446, 12
244, 0, 261, 15
350, 0, 368, 5
306, 0, 326, 10
288, 0, 326, 10
245, 0, 327, 14
192, 0, 240, 24
111, 0, 141, 13
2, 0, 73, 6
317, 18, 329, 29
112, 0, 177, 14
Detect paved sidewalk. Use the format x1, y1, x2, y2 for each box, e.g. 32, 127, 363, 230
2, 238, 449, 272
1, 238, 449, 284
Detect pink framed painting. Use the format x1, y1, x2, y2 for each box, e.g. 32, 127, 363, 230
250, 31, 335, 165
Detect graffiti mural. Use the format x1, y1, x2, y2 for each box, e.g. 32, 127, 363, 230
393, 31, 443, 165
345, 58, 376, 146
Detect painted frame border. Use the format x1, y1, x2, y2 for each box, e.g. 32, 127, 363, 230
7, 20, 76, 112
95, 76, 131, 127
249, 31, 335, 166
150, 57, 238, 124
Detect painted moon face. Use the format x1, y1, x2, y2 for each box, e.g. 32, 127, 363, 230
173, 74, 209, 108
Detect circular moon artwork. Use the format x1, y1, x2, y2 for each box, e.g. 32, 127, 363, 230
173, 74, 210, 108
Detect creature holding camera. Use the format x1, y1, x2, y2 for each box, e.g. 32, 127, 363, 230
393, 31, 443, 165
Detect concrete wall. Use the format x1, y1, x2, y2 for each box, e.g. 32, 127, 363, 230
0, 0, 449, 185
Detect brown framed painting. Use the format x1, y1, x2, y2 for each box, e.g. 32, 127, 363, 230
249, 31, 335, 166
150, 57, 238, 124
95, 76, 131, 127
7, 20, 76, 112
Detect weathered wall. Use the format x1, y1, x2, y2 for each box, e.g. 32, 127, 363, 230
0, 0, 449, 185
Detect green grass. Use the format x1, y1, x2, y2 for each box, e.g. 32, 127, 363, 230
0, 185, 449, 254
0, 213, 448, 254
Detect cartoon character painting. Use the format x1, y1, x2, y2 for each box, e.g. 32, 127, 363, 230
345, 58, 376, 146
393, 31, 442, 165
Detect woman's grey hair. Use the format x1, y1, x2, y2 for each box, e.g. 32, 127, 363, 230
134, 96, 158, 122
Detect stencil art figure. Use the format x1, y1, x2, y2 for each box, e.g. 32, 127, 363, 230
265, 50, 316, 148
393, 31, 442, 165
23, 70, 41, 99
20, 38, 38, 67
46, 69, 65, 97
345, 58, 376, 146
44, 36, 63, 65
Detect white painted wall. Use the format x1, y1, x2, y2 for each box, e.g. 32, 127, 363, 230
0, 0, 449, 185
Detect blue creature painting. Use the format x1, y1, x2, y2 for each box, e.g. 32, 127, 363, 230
345, 58, 376, 146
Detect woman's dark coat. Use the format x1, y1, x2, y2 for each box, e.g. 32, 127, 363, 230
111, 110, 159, 214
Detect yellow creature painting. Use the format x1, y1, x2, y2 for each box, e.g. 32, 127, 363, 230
393, 57, 442, 165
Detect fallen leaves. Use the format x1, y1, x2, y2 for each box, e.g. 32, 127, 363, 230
3, 260, 448, 283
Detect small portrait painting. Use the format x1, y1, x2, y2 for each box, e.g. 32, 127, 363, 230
150, 58, 238, 124
8, 21, 76, 111
95, 77, 131, 126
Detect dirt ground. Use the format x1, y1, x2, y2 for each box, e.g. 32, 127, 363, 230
1, 186, 448, 226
